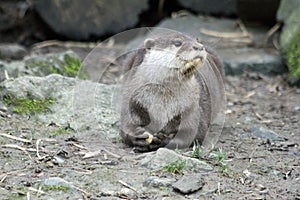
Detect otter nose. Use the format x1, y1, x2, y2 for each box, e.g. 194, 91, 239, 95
193, 46, 204, 51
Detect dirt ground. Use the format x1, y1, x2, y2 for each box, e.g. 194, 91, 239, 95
0, 65, 299, 199
0, 1, 299, 199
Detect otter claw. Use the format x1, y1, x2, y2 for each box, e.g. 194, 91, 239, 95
145, 133, 153, 143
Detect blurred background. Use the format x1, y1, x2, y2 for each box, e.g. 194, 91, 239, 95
0, 0, 299, 84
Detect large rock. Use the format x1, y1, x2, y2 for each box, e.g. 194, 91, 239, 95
220, 48, 286, 76
177, 0, 236, 16
278, 2, 300, 51
277, 0, 300, 22
0, 74, 119, 136
0, 51, 82, 78
277, 0, 300, 85
34, 0, 148, 40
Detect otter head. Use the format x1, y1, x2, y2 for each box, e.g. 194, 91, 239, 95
141, 32, 207, 81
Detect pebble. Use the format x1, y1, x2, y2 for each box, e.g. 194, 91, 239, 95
141, 148, 213, 172
44, 177, 75, 191
172, 174, 205, 194
118, 187, 138, 199
0, 102, 8, 112
53, 155, 65, 164
251, 126, 287, 141
272, 170, 282, 176
143, 176, 175, 188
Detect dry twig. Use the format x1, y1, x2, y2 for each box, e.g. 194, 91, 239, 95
27, 191, 30, 200
31, 40, 98, 49
237, 20, 252, 39
4, 70, 9, 80
73, 185, 92, 198
82, 150, 102, 159
0, 133, 31, 143
1, 144, 32, 159
28, 187, 45, 195
0, 175, 7, 183
158, 0, 165, 16
264, 23, 281, 48
243, 91, 256, 99
217, 182, 221, 195
199, 20, 254, 46
118, 180, 138, 193
70, 167, 93, 175
36, 138, 56, 159
68, 142, 88, 150
102, 148, 121, 159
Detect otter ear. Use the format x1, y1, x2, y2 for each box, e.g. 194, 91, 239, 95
144, 39, 155, 50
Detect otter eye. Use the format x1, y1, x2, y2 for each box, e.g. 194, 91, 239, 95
172, 40, 182, 47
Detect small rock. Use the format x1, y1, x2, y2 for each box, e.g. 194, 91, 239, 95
259, 189, 269, 194
172, 174, 204, 194
44, 177, 75, 190
118, 187, 138, 199
0, 102, 8, 112
243, 169, 251, 178
244, 116, 254, 124
272, 170, 282, 176
141, 148, 213, 172
251, 126, 287, 141
294, 106, 300, 111
53, 156, 65, 164
0, 44, 27, 60
143, 176, 176, 188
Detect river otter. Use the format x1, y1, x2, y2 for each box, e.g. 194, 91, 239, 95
120, 32, 224, 151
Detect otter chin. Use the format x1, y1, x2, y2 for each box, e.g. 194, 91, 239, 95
120, 32, 224, 152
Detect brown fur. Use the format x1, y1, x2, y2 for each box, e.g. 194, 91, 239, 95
120, 32, 224, 151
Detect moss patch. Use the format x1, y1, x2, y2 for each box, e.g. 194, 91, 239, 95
61, 54, 82, 77
287, 32, 300, 77
162, 159, 187, 174
3, 94, 55, 115
49, 125, 74, 135
42, 185, 71, 192
23, 52, 87, 78
48, 54, 82, 77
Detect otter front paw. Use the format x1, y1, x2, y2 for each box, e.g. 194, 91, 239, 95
123, 127, 160, 151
